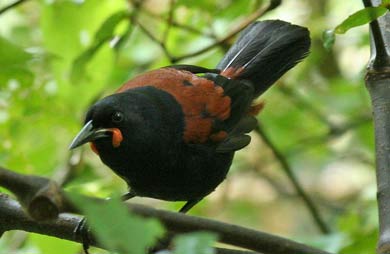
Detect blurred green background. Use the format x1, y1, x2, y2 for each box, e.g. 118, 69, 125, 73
0, 0, 377, 253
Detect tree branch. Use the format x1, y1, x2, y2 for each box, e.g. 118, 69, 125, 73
52, 150, 84, 187
137, 22, 176, 61
363, 0, 390, 71
0, 166, 333, 254
255, 123, 331, 234
0, 194, 82, 243
362, 1, 390, 253
171, 0, 281, 63
162, 0, 176, 44
0, 0, 29, 15
0, 166, 64, 221
142, 9, 218, 39
133, 0, 281, 64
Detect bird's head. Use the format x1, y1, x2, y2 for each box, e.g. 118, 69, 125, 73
69, 91, 159, 155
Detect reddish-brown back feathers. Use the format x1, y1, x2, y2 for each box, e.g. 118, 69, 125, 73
117, 68, 231, 143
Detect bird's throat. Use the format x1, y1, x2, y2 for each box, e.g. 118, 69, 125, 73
90, 142, 99, 155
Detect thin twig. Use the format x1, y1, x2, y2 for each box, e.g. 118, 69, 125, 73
284, 115, 372, 156
134, 0, 280, 63
142, 9, 217, 39
113, 0, 143, 52
162, 0, 175, 43
216, 249, 258, 254
172, 1, 279, 63
255, 123, 331, 234
278, 86, 333, 127
0, 0, 29, 15
253, 166, 293, 197
137, 22, 175, 61
52, 150, 84, 187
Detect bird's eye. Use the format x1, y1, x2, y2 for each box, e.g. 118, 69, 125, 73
111, 111, 124, 123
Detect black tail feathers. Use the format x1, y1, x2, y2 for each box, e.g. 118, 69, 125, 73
217, 20, 310, 97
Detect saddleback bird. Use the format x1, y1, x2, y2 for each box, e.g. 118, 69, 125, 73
70, 20, 310, 213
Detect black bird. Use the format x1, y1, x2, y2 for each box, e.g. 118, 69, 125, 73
69, 20, 310, 213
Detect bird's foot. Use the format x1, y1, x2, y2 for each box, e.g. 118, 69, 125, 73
149, 232, 175, 253
74, 217, 91, 254
121, 191, 136, 201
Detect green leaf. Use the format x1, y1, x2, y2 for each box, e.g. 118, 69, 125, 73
339, 230, 377, 254
0, 36, 31, 67
322, 6, 387, 49
30, 233, 79, 254
70, 10, 129, 82
68, 194, 164, 254
0, 67, 34, 88
176, 0, 216, 9
41, 0, 125, 61
70, 41, 105, 82
215, 0, 253, 19
173, 232, 217, 254
382, 0, 390, 7
335, 7, 388, 34
322, 29, 336, 50
95, 10, 129, 42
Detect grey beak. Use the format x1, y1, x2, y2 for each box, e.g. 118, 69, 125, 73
69, 120, 111, 150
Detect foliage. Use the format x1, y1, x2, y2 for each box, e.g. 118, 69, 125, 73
68, 194, 164, 254
173, 232, 217, 254
0, 0, 379, 253
323, 3, 389, 50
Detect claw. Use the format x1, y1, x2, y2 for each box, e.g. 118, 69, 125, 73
74, 217, 90, 254
121, 191, 136, 201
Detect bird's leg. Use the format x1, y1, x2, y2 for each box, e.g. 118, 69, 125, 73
75, 191, 136, 254
121, 191, 136, 201
150, 199, 203, 252
179, 198, 202, 213
74, 217, 91, 254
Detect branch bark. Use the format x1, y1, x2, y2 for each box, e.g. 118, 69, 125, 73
0, 194, 81, 243
0, 0, 29, 15
363, 0, 390, 253
133, 0, 281, 64
0, 166, 333, 254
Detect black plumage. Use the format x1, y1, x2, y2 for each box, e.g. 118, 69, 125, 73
217, 20, 310, 96
69, 20, 311, 213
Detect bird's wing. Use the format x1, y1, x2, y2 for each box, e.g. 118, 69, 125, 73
117, 67, 257, 150
202, 73, 259, 153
